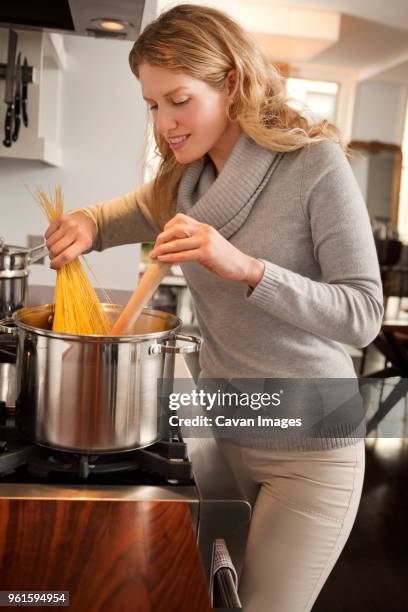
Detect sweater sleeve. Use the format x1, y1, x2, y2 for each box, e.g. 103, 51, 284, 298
71, 181, 159, 251
246, 139, 384, 349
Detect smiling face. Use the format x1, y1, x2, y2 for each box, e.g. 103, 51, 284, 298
139, 63, 241, 170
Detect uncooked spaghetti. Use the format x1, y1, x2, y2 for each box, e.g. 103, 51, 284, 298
37, 186, 112, 335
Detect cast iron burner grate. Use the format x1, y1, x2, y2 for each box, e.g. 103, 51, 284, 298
0, 411, 193, 483
24, 441, 192, 480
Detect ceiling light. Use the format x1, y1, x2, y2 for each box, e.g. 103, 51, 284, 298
91, 18, 131, 32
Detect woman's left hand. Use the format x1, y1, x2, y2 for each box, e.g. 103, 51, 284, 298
149, 213, 265, 286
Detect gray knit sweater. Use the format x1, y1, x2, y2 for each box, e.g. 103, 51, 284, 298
82, 132, 383, 450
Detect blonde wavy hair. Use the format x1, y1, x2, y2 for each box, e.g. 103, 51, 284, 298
129, 3, 345, 229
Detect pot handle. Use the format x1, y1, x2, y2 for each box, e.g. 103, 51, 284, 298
0, 317, 18, 337
26, 241, 48, 265
149, 334, 201, 355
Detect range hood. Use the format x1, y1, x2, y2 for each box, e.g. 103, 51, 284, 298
0, 0, 146, 40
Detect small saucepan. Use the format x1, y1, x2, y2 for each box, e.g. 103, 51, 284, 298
0, 237, 49, 317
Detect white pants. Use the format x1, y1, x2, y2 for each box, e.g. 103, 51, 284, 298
218, 438, 366, 612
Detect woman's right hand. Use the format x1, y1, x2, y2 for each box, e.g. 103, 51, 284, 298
45, 211, 97, 269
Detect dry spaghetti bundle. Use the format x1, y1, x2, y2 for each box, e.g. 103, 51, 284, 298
37, 186, 112, 335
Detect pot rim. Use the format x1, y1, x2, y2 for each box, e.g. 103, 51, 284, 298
0, 270, 29, 278
0, 243, 31, 256
12, 303, 183, 343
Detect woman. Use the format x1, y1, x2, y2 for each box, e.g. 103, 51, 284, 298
45, 5, 383, 611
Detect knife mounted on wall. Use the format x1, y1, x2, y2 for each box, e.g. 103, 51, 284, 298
1, 31, 34, 146
2, 30, 17, 148
21, 56, 29, 127
12, 52, 21, 142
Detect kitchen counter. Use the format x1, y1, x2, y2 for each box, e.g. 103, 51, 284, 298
0, 496, 211, 611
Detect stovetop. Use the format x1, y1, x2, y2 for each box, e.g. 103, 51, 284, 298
0, 403, 194, 487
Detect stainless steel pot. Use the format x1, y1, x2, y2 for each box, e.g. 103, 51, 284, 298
0, 238, 49, 317
0, 304, 200, 453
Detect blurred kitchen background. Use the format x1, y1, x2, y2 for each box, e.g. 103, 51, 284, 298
1, 3, 408, 609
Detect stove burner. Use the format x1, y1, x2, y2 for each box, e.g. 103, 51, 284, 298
24, 441, 192, 481
0, 422, 193, 483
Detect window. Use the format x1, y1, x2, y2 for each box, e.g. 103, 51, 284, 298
285, 77, 339, 124
284, 64, 357, 141
397, 101, 408, 239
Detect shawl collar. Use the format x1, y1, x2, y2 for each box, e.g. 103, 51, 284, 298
177, 131, 283, 239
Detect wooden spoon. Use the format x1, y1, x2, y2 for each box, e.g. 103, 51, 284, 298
110, 260, 171, 335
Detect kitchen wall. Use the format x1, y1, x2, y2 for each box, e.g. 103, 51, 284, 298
0, 33, 148, 290
348, 80, 407, 219
352, 80, 407, 145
